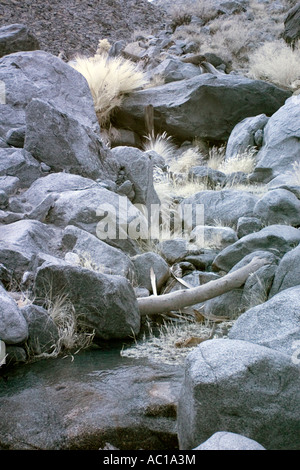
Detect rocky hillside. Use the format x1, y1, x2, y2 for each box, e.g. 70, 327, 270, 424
0, 0, 168, 59
0, 0, 300, 452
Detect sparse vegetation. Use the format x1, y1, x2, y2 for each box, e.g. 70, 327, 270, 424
71, 39, 147, 127
219, 147, 257, 175
121, 317, 235, 365
37, 294, 95, 359
206, 145, 226, 170
168, 147, 203, 174
248, 40, 300, 91
170, 0, 293, 73
143, 131, 177, 160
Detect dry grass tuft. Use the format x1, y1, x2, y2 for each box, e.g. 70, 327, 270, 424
168, 147, 203, 174
219, 147, 257, 174
71, 40, 147, 127
143, 131, 177, 160
37, 294, 95, 359
206, 145, 226, 170
121, 317, 235, 365
248, 40, 300, 90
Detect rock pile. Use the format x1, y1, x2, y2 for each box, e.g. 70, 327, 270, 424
0, 0, 299, 450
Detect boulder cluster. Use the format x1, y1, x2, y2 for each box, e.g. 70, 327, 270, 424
0, 0, 299, 451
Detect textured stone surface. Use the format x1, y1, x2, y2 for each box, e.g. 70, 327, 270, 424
253, 95, 300, 181
34, 262, 140, 340
62, 225, 136, 280
194, 431, 266, 450
24, 98, 115, 180
0, 285, 28, 345
0, 23, 39, 57
0, 0, 167, 59
269, 243, 300, 296
177, 339, 300, 450
229, 286, 300, 357
114, 74, 290, 142
0, 50, 100, 140
225, 113, 268, 159
181, 189, 258, 229
212, 224, 300, 272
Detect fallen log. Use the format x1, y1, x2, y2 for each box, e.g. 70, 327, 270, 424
137, 257, 268, 316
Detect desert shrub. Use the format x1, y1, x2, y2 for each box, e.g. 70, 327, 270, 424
219, 147, 257, 174
170, 9, 192, 32
71, 40, 147, 127
168, 147, 203, 174
143, 131, 177, 160
206, 145, 226, 170
248, 40, 300, 90
36, 295, 95, 359
121, 317, 235, 365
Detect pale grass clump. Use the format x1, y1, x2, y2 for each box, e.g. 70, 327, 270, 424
168, 147, 203, 174
206, 145, 226, 170
219, 147, 257, 174
143, 131, 177, 160
38, 295, 95, 359
209, 16, 253, 59
170, 0, 218, 25
71, 44, 147, 127
248, 40, 300, 90
155, 176, 205, 202
121, 318, 235, 365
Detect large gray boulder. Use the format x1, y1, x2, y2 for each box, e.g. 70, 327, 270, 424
24, 98, 115, 180
62, 225, 136, 281
190, 225, 238, 249
111, 146, 160, 211
113, 73, 290, 142
17, 173, 98, 210
0, 50, 99, 140
236, 216, 263, 238
229, 286, 300, 357
203, 250, 278, 318
148, 57, 202, 84
194, 432, 266, 450
253, 188, 300, 226
131, 251, 170, 293
21, 304, 59, 355
0, 219, 62, 280
47, 185, 145, 255
0, 24, 39, 58
181, 190, 258, 229
0, 176, 20, 196
0, 284, 28, 344
34, 262, 140, 340
0, 148, 41, 187
252, 95, 300, 182
212, 224, 300, 272
283, 3, 300, 45
177, 339, 300, 450
269, 243, 300, 297
225, 114, 269, 160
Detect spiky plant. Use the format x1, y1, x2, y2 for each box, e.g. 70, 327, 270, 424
143, 131, 177, 160
71, 48, 147, 127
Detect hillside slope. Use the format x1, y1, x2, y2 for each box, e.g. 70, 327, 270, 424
0, 0, 167, 59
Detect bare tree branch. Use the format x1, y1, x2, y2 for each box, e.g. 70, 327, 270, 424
137, 257, 269, 316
